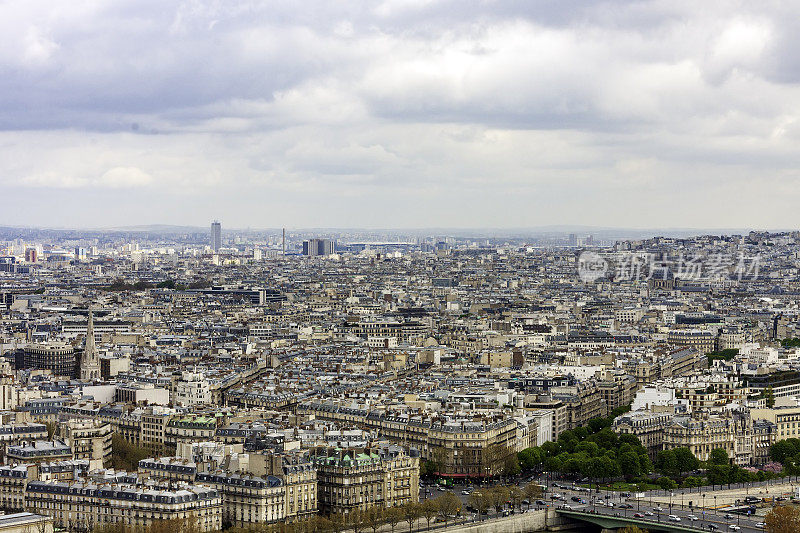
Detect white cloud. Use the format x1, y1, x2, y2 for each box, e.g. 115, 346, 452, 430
98, 167, 154, 188
1, 1, 800, 228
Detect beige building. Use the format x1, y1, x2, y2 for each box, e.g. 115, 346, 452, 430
310, 446, 418, 515
25, 480, 222, 532
59, 419, 112, 469
195, 471, 285, 527
663, 411, 753, 465
249, 452, 318, 522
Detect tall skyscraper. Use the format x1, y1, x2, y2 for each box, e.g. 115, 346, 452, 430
211, 221, 222, 252
303, 238, 335, 257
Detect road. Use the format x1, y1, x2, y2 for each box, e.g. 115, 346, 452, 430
419, 477, 770, 532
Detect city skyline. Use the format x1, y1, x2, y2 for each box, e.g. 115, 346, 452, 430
2, 2, 800, 228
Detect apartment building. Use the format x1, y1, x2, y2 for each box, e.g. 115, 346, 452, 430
0, 464, 36, 512
195, 471, 285, 527
25, 480, 222, 531
309, 446, 418, 514
663, 411, 753, 466
612, 410, 673, 458
164, 416, 217, 454
59, 419, 112, 468
248, 452, 318, 522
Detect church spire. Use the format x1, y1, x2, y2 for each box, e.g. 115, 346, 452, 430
81, 308, 100, 381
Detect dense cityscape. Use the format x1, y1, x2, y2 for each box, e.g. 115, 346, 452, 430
3, 1, 800, 533
0, 224, 797, 533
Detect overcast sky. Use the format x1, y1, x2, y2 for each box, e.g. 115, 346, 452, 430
1, 0, 798, 229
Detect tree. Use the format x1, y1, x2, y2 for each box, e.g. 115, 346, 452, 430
543, 455, 562, 473
435, 492, 461, 527
502, 453, 521, 477
573, 426, 589, 440
385, 507, 403, 533
111, 434, 151, 472
638, 454, 654, 475
540, 441, 560, 458
707, 464, 732, 486
469, 491, 490, 519
618, 451, 641, 480
314, 516, 333, 533
588, 417, 611, 433
708, 448, 730, 466
523, 482, 542, 503
349, 509, 367, 533
657, 477, 677, 490
481, 444, 510, 478
365, 508, 384, 533
508, 486, 523, 510
673, 447, 700, 475
770, 439, 800, 464
487, 486, 509, 515
518, 447, 544, 472
402, 503, 421, 533
419, 460, 437, 478
329, 514, 347, 533
682, 476, 703, 488
656, 449, 678, 477
765, 505, 800, 533
421, 499, 439, 529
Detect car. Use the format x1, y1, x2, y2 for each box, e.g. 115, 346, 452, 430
461, 490, 470, 495
668, 515, 681, 522
644, 511, 654, 516
521, 499, 530, 505
653, 507, 664, 512
633, 513, 644, 518
562, 504, 572, 510
724, 513, 734, 519
571, 496, 581, 502
618, 503, 632, 509
535, 500, 546, 506
728, 526, 740, 531
756, 523, 766, 529
607, 502, 615, 508
688, 515, 698, 521
708, 525, 718, 531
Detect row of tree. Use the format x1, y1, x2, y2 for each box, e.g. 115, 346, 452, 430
466, 482, 543, 518
518, 405, 787, 490
517, 409, 652, 489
